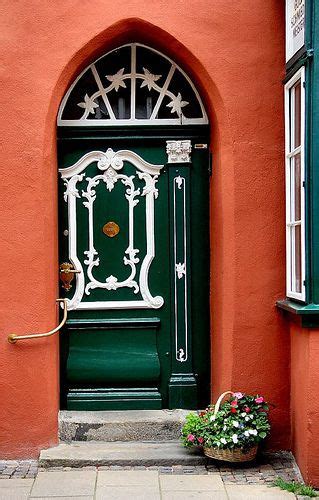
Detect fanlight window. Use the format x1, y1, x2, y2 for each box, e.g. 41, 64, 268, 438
58, 43, 208, 126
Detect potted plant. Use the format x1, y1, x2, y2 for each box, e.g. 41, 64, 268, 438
181, 391, 271, 462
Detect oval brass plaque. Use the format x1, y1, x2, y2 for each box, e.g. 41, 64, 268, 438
103, 221, 120, 238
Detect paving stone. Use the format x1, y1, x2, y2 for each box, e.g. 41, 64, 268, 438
30, 470, 96, 497
161, 492, 228, 500
160, 474, 224, 491
225, 483, 296, 499
96, 470, 160, 500
97, 470, 159, 486
96, 486, 160, 500
30, 497, 93, 500
159, 466, 173, 474
0, 478, 34, 500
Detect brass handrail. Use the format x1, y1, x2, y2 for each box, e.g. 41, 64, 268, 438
8, 299, 68, 344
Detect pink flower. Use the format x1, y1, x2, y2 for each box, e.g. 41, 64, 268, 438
234, 392, 244, 399
244, 407, 251, 413
255, 396, 264, 404
198, 437, 204, 444
187, 434, 195, 442
231, 400, 238, 406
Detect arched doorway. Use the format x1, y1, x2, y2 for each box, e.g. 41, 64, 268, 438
58, 43, 210, 410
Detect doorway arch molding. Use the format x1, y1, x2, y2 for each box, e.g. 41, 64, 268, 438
44, 17, 236, 405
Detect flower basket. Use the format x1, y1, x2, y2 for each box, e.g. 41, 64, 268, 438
181, 390, 270, 463
203, 391, 258, 462
203, 444, 258, 462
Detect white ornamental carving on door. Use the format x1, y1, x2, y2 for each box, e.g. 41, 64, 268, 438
59, 148, 164, 311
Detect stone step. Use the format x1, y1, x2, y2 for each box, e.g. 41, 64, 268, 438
59, 410, 189, 442
39, 441, 206, 467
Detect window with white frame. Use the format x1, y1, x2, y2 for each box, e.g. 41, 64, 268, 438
285, 67, 305, 300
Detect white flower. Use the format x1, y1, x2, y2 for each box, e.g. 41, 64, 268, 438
248, 429, 258, 436
245, 416, 250, 421
241, 412, 246, 417
244, 430, 250, 437
249, 415, 254, 419
220, 438, 227, 445
232, 421, 239, 428
232, 434, 238, 444
210, 415, 215, 422
223, 425, 227, 431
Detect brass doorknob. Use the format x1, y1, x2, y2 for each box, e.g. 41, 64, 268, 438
60, 262, 81, 291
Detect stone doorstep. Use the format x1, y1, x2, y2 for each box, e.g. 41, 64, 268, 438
59, 409, 189, 442
39, 441, 206, 468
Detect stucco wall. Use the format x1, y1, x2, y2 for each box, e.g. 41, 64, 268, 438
0, 0, 288, 458
290, 323, 319, 486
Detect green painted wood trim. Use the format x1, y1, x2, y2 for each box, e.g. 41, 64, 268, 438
67, 388, 162, 410
66, 318, 161, 329
277, 299, 319, 314
277, 299, 319, 327
58, 125, 210, 140
310, 0, 319, 303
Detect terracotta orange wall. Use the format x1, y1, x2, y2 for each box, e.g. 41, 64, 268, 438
0, 0, 288, 458
290, 322, 319, 486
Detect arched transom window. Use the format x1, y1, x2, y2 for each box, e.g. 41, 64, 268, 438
58, 43, 208, 126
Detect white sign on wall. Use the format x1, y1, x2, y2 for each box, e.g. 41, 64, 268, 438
286, 0, 305, 62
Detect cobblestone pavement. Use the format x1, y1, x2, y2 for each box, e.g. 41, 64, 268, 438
0, 451, 303, 485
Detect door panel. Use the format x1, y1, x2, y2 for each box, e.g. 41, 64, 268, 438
58, 131, 210, 410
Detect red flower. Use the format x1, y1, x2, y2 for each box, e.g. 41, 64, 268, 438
231, 408, 237, 414
231, 400, 237, 407
198, 437, 204, 444
244, 407, 251, 413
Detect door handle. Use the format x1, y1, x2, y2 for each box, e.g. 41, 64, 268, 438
60, 262, 81, 291
8, 298, 68, 344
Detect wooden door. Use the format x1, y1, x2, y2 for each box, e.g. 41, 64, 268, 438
58, 130, 210, 410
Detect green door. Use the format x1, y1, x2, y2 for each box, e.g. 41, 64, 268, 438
58, 129, 210, 410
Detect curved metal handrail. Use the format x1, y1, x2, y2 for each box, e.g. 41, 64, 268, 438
8, 299, 68, 344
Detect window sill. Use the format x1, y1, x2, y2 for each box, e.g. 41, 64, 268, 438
276, 299, 319, 328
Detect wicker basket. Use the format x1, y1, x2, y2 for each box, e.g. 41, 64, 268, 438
204, 445, 258, 462
203, 391, 258, 463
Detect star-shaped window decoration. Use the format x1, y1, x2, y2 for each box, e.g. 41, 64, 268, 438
77, 94, 99, 115
140, 67, 162, 91
166, 93, 189, 116
106, 68, 127, 92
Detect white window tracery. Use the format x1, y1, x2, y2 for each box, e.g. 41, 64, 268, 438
58, 43, 208, 126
